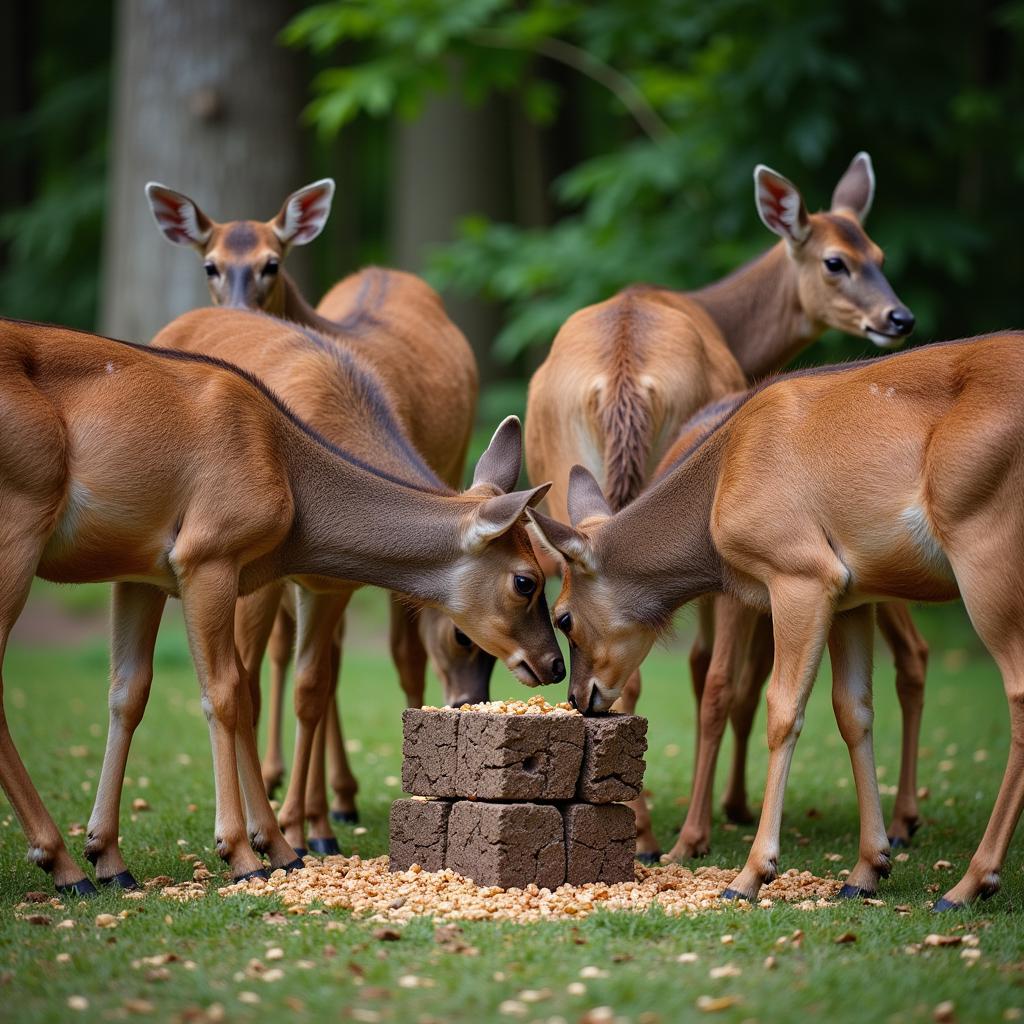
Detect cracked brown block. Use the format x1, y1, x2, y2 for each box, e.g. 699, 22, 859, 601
447, 801, 566, 889
455, 713, 585, 800
563, 803, 636, 885
402, 709, 459, 797
389, 799, 452, 872
576, 714, 648, 803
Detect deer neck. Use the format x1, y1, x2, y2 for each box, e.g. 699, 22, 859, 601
258, 422, 465, 606
269, 271, 348, 337
596, 429, 727, 628
688, 242, 818, 380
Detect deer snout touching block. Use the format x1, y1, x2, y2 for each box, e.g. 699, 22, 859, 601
532, 333, 1024, 911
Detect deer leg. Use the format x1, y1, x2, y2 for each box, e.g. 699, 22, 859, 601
324, 638, 360, 823
724, 578, 834, 902
611, 671, 658, 861
876, 601, 928, 846
667, 596, 757, 861
263, 600, 295, 798
85, 582, 166, 888
390, 595, 427, 709
828, 605, 892, 897
234, 581, 285, 733
229, 644, 301, 873
721, 614, 774, 825
300, 636, 342, 852
934, 547, 1024, 910
277, 589, 351, 853
178, 560, 283, 879
0, 534, 94, 894
688, 596, 715, 780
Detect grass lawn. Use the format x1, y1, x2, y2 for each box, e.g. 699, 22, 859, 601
1, 583, 1023, 1023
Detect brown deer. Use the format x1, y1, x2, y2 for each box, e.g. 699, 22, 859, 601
530, 332, 1024, 910
524, 152, 925, 860
0, 315, 560, 893
147, 181, 490, 845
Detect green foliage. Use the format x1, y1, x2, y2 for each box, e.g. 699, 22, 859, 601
290, 0, 1024, 360
0, 3, 112, 329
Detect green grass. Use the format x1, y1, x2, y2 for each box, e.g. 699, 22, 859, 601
2, 585, 1023, 1023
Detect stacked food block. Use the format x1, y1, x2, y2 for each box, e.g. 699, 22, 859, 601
390, 697, 647, 889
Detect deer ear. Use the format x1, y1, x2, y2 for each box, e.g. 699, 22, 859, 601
471, 416, 523, 494
462, 484, 550, 554
567, 465, 612, 527
145, 183, 213, 247
754, 165, 810, 245
272, 179, 335, 246
527, 508, 598, 574
831, 151, 875, 222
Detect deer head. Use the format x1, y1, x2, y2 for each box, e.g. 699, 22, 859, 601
528, 466, 657, 712
418, 607, 497, 706
754, 153, 914, 348
448, 417, 566, 687
145, 179, 335, 312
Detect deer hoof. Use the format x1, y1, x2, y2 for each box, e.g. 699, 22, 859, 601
57, 877, 99, 898
235, 867, 270, 883
932, 897, 963, 913
838, 883, 873, 899
635, 851, 662, 866
721, 887, 749, 902
98, 870, 140, 891
292, 847, 308, 859
282, 858, 305, 874
330, 810, 359, 825
308, 837, 341, 856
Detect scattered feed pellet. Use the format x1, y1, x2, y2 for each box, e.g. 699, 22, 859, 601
220, 857, 840, 923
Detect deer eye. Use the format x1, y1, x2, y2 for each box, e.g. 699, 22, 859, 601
262, 259, 279, 277
453, 627, 473, 649
556, 612, 572, 634
203, 262, 219, 278
513, 574, 537, 597
823, 256, 847, 275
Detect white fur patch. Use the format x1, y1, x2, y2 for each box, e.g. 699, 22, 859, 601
900, 505, 952, 576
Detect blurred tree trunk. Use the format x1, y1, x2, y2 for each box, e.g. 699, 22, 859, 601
100, 0, 309, 342
391, 84, 515, 380
0, 3, 33, 264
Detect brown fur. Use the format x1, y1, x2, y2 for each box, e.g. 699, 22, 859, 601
0, 316, 558, 890
525, 155, 915, 858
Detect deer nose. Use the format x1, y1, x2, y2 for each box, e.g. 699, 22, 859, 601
887, 307, 915, 336
551, 656, 566, 682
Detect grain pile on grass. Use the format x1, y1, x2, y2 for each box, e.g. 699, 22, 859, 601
219, 856, 839, 923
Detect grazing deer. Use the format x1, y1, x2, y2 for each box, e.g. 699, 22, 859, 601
0, 315, 560, 893
530, 332, 1024, 909
524, 152, 924, 859
147, 181, 489, 842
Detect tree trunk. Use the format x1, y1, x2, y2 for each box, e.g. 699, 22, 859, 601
391, 82, 513, 379
100, 0, 309, 342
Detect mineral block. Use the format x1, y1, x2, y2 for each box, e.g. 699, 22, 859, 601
563, 802, 636, 885
576, 713, 648, 803
389, 798, 452, 872
402, 709, 459, 797
455, 712, 585, 800
446, 801, 566, 890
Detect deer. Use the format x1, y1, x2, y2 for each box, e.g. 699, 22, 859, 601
146, 180, 491, 848
0, 314, 561, 894
530, 331, 1024, 910
524, 152, 926, 861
